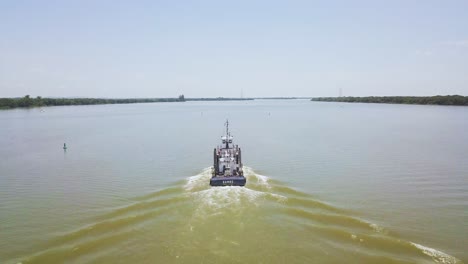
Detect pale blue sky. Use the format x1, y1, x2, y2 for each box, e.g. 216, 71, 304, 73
1, 0, 467, 98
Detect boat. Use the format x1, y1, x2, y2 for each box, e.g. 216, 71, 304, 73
210, 120, 246, 186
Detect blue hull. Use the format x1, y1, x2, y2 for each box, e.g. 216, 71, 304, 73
210, 176, 246, 186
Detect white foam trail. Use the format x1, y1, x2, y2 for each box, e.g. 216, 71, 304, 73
184, 167, 212, 191
252, 173, 271, 188
185, 166, 273, 191
368, 223, 386, 234
193, 186, 285, 205
412, 242, 461, 264
189, 186, 286, 219
244, 166, 272, 189
184, 167, 286, 219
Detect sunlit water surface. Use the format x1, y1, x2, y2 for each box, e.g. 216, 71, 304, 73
0, 100, 467, 263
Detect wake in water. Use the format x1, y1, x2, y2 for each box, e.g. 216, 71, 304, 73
17, 167, 463, 264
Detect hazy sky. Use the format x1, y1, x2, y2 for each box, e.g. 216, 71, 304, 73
1, 0, 467, 98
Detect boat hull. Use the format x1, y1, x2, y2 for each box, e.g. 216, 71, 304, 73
210, 176, 246, 186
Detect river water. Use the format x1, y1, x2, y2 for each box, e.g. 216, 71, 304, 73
0, 100, 467, 263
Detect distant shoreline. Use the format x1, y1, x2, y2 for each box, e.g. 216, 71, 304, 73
0, 96, 256, 109
0, 96, 185, 110
3, 95, 467, 109
311, 95, 468, 106
185, 98, 254, 101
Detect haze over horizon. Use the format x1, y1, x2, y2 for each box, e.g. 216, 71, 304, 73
1, 1, 467, 98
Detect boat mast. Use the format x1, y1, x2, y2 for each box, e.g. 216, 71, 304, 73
226, 119, 229, 135
225, 120, 229, 148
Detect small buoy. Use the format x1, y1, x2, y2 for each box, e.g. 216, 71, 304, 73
63, 143, 67, 150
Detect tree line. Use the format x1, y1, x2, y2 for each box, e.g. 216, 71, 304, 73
0, 95, 186, 109
311, 95, 468, 106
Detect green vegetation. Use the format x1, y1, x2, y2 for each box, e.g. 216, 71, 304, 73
0, 95, 186, 109
311, 95, 468, 106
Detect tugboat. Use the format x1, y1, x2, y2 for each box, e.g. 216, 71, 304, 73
210, 120, 246, 186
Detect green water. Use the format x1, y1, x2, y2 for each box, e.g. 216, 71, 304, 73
0, 100, 466, 263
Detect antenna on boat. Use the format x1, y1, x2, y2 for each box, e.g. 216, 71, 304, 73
225, 119, 229, 136
225, 119, 229, 148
